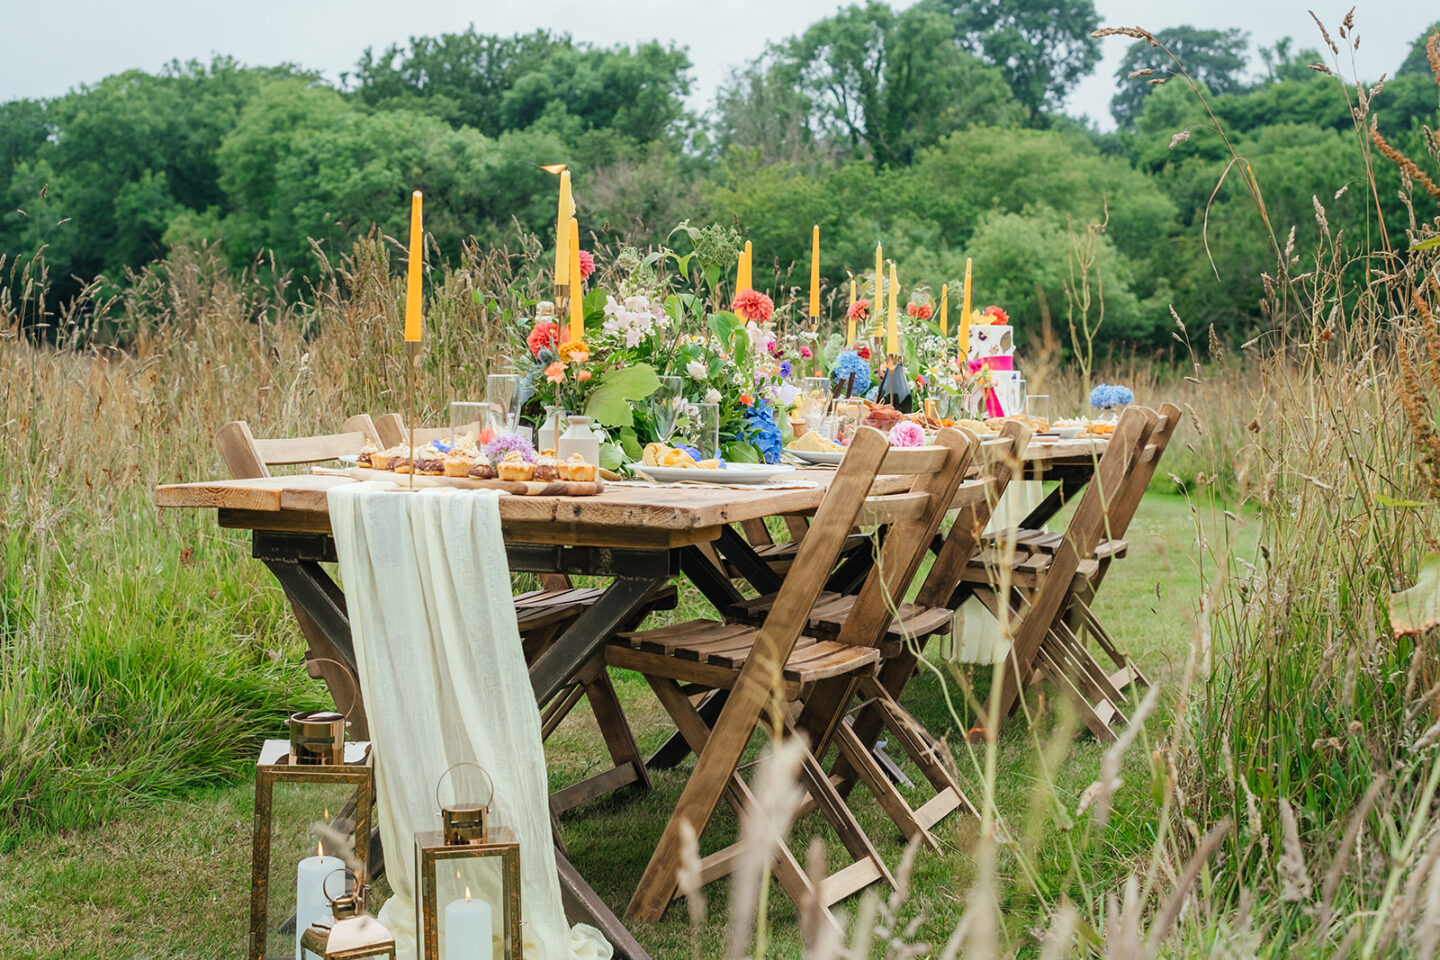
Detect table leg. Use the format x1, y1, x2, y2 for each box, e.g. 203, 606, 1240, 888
714, 525, 784, 595
1018, 465, 1093, 529
529, 576, 670, 704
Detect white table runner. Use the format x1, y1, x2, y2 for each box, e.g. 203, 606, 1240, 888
328, 482, 611, 960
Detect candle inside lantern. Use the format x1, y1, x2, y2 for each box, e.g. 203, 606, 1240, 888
886, 261, 898, 356
808, 225, 819, 318
959, 257, 972, 361
847, 278, 857, 346
443, 885, 493, 960
554, 170, 571, 292
296, 841, 343, 960
404, 191, 423, 342
568, 217, 583, 343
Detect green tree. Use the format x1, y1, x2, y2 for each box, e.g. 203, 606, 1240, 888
1398, 22, 1439, 76
918, 0, 1102, 121
784, 2, 1022, 166
1110, 26, 1250, 129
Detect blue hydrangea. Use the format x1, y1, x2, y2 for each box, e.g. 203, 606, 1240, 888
1089, 384, 1135, 410
830, 350, 875, 399
743, 398, 784, 464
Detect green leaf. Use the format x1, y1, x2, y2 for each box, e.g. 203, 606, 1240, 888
1390, 553, 1440, 637
471, 289, 484, 305
1411, 235, 1440, 252
619, 426, 643, 462
723, 441, 761, 463
584, 363, 661, 427
598, 442, 624, 472
582, 287, 608, 322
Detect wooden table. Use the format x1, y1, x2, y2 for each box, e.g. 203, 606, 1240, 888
155, 439, 1105, 956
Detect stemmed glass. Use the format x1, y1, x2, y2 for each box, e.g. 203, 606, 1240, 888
650, 376, 684, 444
485, 374, 521, 435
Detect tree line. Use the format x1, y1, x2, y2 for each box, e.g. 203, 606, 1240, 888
1, 1, 1436, 350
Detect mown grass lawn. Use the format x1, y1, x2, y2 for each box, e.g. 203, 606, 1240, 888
0, 491, 1234, 959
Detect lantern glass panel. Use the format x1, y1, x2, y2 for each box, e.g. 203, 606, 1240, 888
252, 739, 372, 960
436, 858, 505, 959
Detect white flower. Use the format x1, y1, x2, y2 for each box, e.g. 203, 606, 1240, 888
705, 387, 722, 404
686, 359, 708, 380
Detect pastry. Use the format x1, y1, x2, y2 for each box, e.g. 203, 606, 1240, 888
558, 454, 597, 482
356, 438, 378, 469
789, 430, 843, 453
497, 451, 534, 481
467, 454, 497, 480
642, 442, 666, 467
414, 444, 446, 476
661, 447, 698, 468
697, 459, 723, 470
533, 451, 560, 481
443, 451, 474, 477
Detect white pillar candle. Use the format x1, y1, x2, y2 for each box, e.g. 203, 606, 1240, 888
443, 888, 493, 960
296, 844, 344, 960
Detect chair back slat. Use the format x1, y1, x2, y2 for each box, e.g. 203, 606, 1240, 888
876, 444, 953, 475
375, 413, 481, 449
217, 420, 368, 480
1092, 401, 1180, 548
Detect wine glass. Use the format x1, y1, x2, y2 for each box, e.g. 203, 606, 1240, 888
449, 401, 485, 447
485, 374, 521, 435
1026, 394, 1050, 424
651, 376, 684, 443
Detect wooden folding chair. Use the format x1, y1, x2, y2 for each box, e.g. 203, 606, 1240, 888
981, 403, 1180, 710
959, 406, 1157, 742
609, 427, 976, 922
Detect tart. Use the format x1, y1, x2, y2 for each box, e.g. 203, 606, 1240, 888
496, 451, 534, 481
443, 451, 474, 477
356, 438, 378, 469
467, 454, 497, 480
532, 450, 560, 481
558, 454, 597, 482
414, 445, 446, 476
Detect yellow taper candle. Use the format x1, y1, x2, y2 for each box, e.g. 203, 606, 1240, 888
808, 225, 820, 317
568, 217, 583, 342
743, 241, 753, 292
958, 258, 972, 361
873, 242, 883, 304
404, 191, 423, 342
554, 170, 572, 289
886, 261, 898, 355
847, 277, 857, 346
939, 283, 948, 339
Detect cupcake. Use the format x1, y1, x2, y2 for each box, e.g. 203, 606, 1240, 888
356, 438, 378, 469
467, 453, 497, 480
558, 454, 597, 482
443, 450, 474, 478
497, 450, 534, 481
376, 445, 408, 472
532, 450, 560, 481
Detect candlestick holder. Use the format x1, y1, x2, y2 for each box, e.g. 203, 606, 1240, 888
299, 869, 396, 960
416, 763, 523, 960
251, 710, 373, 960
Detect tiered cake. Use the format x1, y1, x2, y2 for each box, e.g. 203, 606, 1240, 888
968, 322, 1022, 416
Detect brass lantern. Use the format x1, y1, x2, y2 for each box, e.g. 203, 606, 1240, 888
299, 869, 396, 960
251, 709, 373, 960
415, 763, 523, 960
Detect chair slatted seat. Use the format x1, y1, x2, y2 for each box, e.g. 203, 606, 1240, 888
614, 427, 980, 923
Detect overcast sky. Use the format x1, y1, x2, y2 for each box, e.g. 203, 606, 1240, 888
1, 1, 1431, 130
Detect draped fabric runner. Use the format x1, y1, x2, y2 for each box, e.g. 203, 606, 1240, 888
328, 482, 612, 960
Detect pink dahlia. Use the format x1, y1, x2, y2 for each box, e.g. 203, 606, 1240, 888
847, 298, 871, 322
578, 249, 595, 279
731, 289, 774, 324
889, 420, 925, 447
906, 301, 933, 321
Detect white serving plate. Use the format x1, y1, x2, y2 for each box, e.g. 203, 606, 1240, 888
636, 463, 797, 485
1050, 427, 1084, 439
786, 448, 846, 466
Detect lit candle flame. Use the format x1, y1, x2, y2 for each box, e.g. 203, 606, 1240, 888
538, 163, 567, 174
316, 840, 324, 858
465, 886, 472, 902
